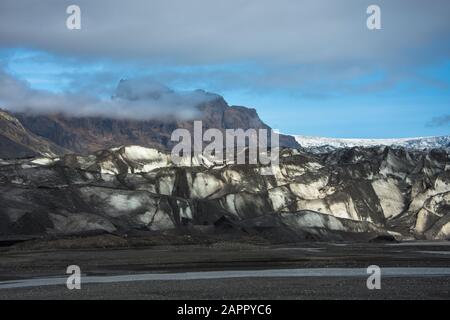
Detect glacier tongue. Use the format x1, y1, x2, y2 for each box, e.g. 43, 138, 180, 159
0, 145, 449, 242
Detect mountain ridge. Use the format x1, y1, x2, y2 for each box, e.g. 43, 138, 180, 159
0, 86, 299, 159
0, 109, 69, 159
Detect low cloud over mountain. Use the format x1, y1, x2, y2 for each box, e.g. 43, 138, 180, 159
0, 69, 214, 120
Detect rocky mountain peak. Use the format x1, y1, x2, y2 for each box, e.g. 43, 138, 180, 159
0, 83, 298, 158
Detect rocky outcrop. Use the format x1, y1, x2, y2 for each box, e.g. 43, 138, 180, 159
0, 145, 448, 241
0, 110, 68, 159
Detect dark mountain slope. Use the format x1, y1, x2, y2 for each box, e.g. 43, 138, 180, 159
0, 110, 68, 159
9, 91, 297, 156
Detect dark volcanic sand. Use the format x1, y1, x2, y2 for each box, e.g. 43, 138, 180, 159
0, 240, 449, 300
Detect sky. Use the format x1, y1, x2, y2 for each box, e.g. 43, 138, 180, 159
0, 0, 449, 138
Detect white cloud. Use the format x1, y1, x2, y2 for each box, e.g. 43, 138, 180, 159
0, 0, 448, 66
0, 70, 215, 120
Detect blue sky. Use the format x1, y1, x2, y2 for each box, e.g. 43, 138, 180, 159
0, 0, 449, 138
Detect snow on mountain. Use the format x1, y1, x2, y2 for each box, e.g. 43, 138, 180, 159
294, 135, 450, 151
